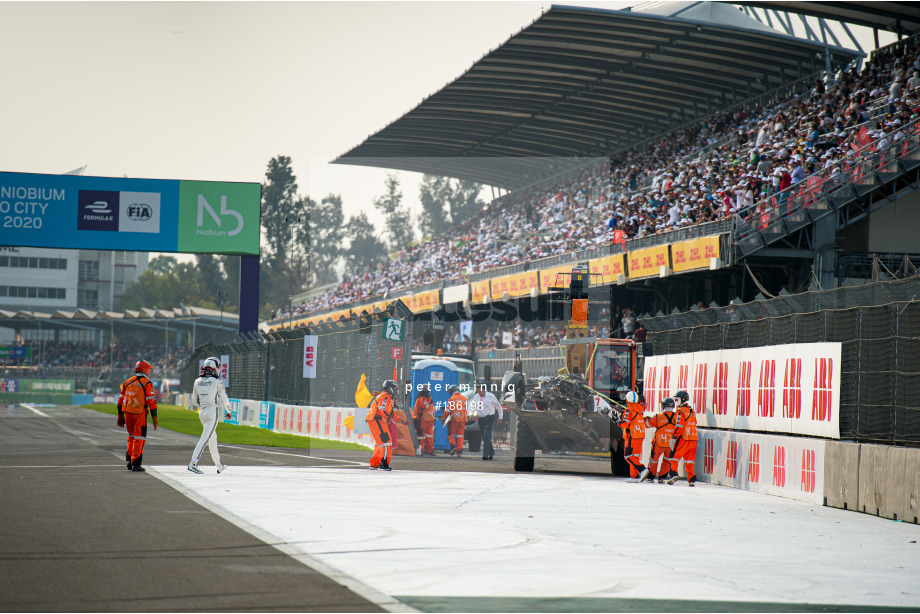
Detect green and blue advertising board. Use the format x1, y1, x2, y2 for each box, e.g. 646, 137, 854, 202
0, 171, 261, 255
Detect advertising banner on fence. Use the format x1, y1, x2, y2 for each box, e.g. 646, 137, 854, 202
671, 236, 721, 273
472, 280, 491, 304
491, 271, 539, 299
303, 335, 318, 378
538, 265, 575, 293
400, 289, 440, 313
627, 245, 670, 279
1, 378, 19, 393
0, 171, 261, 255
1, 346, 30, 359
220, 355, 230, 389
643, 342, 841, 438
588, 254, 626, 284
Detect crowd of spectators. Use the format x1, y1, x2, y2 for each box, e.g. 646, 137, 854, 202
411, 305, 649, 353
1, 341, 191, 376
272, 37, 920, 323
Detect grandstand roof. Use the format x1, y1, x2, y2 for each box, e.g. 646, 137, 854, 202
0, 305, 239, 337
334, 3, 861, 189
733, 2, 920, 34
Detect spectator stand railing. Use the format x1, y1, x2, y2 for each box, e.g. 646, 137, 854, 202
732, 115, 920, 258
639, 274, 920, 445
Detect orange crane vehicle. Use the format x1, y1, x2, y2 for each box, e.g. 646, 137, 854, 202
501, 265, 645, 475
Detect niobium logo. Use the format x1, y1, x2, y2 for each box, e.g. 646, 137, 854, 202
78, 190, 119, 231
127, 203, 153, 221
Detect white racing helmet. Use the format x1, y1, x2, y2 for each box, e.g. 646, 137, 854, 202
202, 356, 220, 377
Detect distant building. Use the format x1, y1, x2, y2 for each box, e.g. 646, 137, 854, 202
0, 246, 148, 341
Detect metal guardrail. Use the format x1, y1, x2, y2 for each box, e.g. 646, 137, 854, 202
732, 115, 920, 257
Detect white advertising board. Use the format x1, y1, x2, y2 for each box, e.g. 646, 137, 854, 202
643, 342, 840, 438
695, 429, 826, 504
303, 335, 317, 379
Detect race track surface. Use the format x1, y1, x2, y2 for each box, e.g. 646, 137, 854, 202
2, 404, 918, 613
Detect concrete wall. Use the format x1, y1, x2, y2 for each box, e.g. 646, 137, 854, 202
824, 441, 920, 524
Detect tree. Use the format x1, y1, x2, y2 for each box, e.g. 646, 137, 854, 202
118, 257, 237, 313
259, 156, 308, 315
448, 179, 486, 225
343, 212, 386, 270
373, 173, 415, 252
418, 174, 451, 238
305, 194, 345, 286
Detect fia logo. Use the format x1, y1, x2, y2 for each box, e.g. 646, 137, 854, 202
127, 202, 153, 221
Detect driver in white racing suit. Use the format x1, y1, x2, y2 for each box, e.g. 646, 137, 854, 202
188, 356, 232, 474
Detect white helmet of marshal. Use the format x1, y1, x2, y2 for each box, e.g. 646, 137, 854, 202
625, 391, 640, 404
202, 356, 220, 377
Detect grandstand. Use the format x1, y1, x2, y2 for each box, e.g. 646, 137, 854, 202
265, 3, 920, 359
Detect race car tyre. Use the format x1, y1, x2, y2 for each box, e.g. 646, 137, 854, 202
513, 416, 536, 472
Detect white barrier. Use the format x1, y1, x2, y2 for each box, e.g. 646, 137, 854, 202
270, 403, 372, 447
694, 429, 826, 504
643, 342, 841, 438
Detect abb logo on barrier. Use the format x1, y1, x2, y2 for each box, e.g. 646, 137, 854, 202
703, 438, 714, 474
297, 409, 303, 432
677, 365, 689, 391
782, 358, 802, 419
813, 357, 834, 422
646, 367, 657, 409
712, 362, 729, 415
737, 360, 752, 416
801, 449, 817, 493
726, 440, 738, 478
758, 359, 776, 417
658, 366, 671, 406
748, 443, 760, 482
773, 445, 786, 487
693, 364, 708, 414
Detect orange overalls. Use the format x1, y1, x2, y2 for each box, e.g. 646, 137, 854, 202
413, 395, 436, 455
670, 403, 699, 482
645, 410, 677, 478
366, 391, 398, 468
118, 374, 158, 469
444, 392, 468, 455
619, 401, 647, 478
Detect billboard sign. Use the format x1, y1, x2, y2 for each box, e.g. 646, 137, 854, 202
0, 171, 260, 255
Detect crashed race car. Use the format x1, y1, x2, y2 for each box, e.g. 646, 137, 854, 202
502, 371, 626, 474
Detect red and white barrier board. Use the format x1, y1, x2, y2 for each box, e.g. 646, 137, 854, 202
643, 342, 841, 439
272, 403, 372, 447
694, 429, 826, 504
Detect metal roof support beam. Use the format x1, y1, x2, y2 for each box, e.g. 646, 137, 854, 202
818, 17, 843, 48
771, 10, 796, 37
798, 13, 821, 44
840, 21, 863, 54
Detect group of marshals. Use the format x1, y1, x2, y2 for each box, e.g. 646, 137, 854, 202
618, 389, 699, 486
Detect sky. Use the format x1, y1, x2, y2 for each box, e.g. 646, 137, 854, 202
0, 1, 891, 265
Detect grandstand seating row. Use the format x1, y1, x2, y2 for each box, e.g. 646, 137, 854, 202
270, 31, 920, 327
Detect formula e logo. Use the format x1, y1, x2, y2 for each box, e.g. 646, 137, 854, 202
78, 190, 119, 231
86, 201, 111, 213
127, 203, 153, 221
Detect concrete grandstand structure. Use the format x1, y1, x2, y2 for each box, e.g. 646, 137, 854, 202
266, 3, 920, 345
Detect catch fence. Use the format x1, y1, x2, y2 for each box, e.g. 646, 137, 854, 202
641, 276, 920, 444
182, 301, 414, 408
